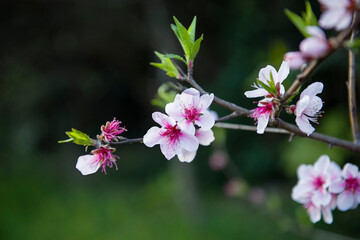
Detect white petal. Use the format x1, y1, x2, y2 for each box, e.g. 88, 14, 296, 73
76, 155, 100, 175
297, 164, 314, 180
337, 191, 355, 211
197, 93, 214, 112
177, 119, 195, 135
292, 182, 314, 199
177, 149, 197, 163
321, 206, 333, 224
295, 95, 310, 117
196, 111, 215, 130
180, 88, 200, 109
244, 88, 269, 98
284, 51, 306, 70
319, 9, 346, 29
300, 82, 324, 99
196, 129, 215, 146
152, 112, 176, 127
319, 0, 348, 8
300, 37, 329, 58
306, 26, 326, 39
308, 205, 321, 223
303, 96, 323, 119
143, 126, 162, 147
277, 61, 289, 83
160, 141, 179, 160
328, 161, 342, 181
312, 190, 331, 207
256, 114, 269, 134
329, 179, 345, 193
165, 101, 184, 121
342, 163, 359, 179
296, 115, 315, 136
314, 155, 330, 174
179, 131, 199, 152
335, 12, 353, 31
258, 65, 277, 84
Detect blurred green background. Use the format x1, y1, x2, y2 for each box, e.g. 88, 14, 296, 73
1, 0, 360, 239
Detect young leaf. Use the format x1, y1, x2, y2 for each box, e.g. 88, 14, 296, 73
151, 82, 177, 109
284, 9, 310, 38
164, 54, 187, 64
190, 34, 203, 60
173, 16, 191, 57
59, 128, 93, 146
257, 80, 277, 95
305, 1, 317, 26
151, 52, 180, 79
171, 24, 180, 39
188, 16, 197, 44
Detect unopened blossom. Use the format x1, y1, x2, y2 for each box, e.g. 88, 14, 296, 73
329, 163, 360, 211
209, 150, 228, 171
143, 112, 199, 160
284, 27, 330, 70
244, 61, 289, 98
177, 128, 215, 163
99, 118, 126, 142
76, 145, 119, 175
165, 88, 215, 133
249, 98, 275, 134
295, 82, 324, 136
318, 0, 359, 31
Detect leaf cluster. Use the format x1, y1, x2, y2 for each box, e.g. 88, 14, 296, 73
58, 128, 93, 146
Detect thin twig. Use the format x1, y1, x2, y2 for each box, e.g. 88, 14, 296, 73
215, 112, 240, 123
110, 138, 143, 145
347, 14, 360, 143
215, 122, 290, 134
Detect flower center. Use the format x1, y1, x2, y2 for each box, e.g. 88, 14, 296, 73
161, 124, 181, 144
250, 102, 273, 120
313, 176, 325, 189
183, 107, 201, 123
345, 177, 359, 193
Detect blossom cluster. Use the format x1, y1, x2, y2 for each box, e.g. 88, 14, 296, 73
244, 61, 323, 136
76, 118, 125, 175
285, 0, 359, 69
143, 88, 215, 162
292, 155, 360, 224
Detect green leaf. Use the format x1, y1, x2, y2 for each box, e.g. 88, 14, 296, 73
173, 16, 191, 57
190, 34, 203, 60
164, 54, 186, 64
287, 86, 302, 103
170, 24, 180, 39
59, 128, 93, 146
284, 9, 310, 38
257, 80, 276, 95
150, 51, 180, 79
151, 82, 177, 108
187, 16, 197, 44
305, 1, 317, 26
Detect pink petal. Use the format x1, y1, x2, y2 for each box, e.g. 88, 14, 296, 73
196, 111, 215, 130
300, 82, 324, 99
295, 115, 315, 136
277, 61, 289, 83
165, 101, 184, 121
256, 114, 269, 134
337, 191, 355, 211
197, 93, 214, 112
284, 52, 306, 70
295, 95, 310, 117
314, 155, 330, 174
76, 155, 100, 175
196, 129, 215, 146
143, 126, 162, 147
152, 112, 176, 127
321, 206, 333, 224
244, 88, 269, 98
177, 149, 197, 163
179, 131, 199, 152
177, 119, 195, 135
300, 37, 329, 58
328, 161, 342, 181
342, 163, 359, 179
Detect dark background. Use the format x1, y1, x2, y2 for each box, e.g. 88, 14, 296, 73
0, 0, 359, 239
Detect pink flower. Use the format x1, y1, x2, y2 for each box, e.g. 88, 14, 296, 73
143, 112, 199, 160
329, 163, 360, 211
165, 88, 215, 133
295, 82, 323, 136
99, 118, 126, 142
249, 98, 275, 134
244, 61, 289, 98
76, 145, 119, 175
318, 0, 358, 31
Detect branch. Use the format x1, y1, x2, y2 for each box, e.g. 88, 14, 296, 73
110, 138, 143, 145
215, 112, 240, 123
215, 122, 291, 134
347, 15, 360, 143
281, 17, 360, 104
